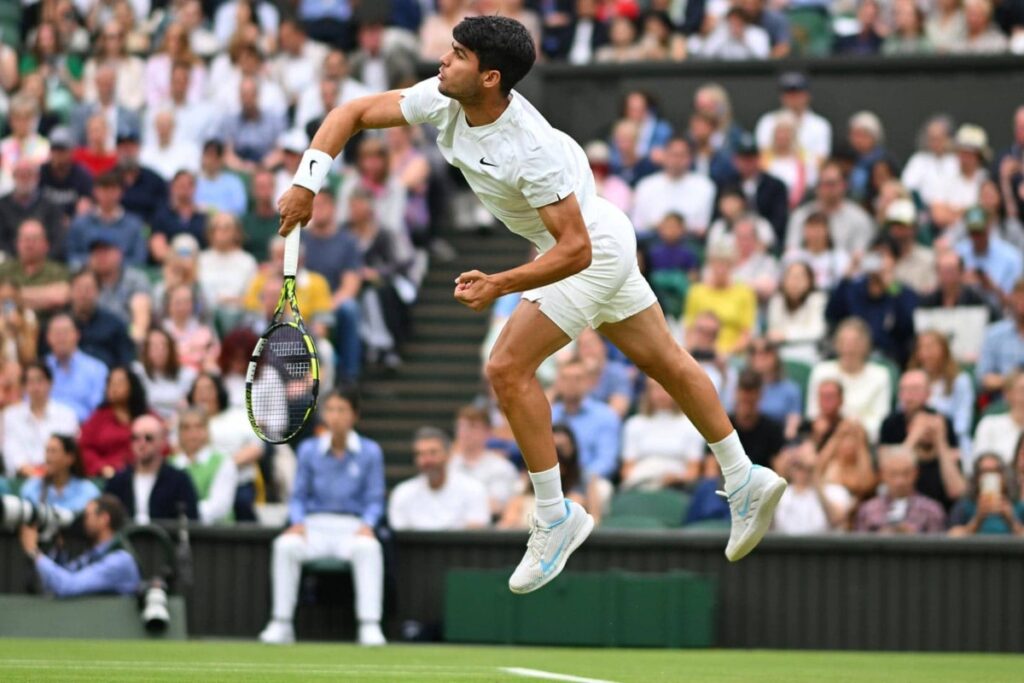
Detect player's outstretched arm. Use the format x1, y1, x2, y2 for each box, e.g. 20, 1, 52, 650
278, 90, 409, 235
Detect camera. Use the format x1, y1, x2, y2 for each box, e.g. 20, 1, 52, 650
0, 495, 75, 539
139, 578, 170, 633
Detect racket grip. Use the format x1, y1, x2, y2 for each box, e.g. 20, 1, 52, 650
283, 226, 301, 277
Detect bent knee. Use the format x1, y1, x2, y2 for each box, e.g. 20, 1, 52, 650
274, 533, 306, 555
485, 354, 526, 390
351, 536, 382, 556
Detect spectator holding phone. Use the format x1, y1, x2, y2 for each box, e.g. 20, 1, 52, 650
854, 446, 946, 534
948, 452, 1024, 536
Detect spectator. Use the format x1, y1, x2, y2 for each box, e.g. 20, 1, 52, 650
20, 434, 99, 513
44, 313, 108, 421
901, 115, 958, 208
163, 284, 219, 374
834, 0, 885, 55
847, 111, 888, 203
884, 0, 934, 55
879, 369, 967, 509
975, 278, 1024, 393
884, 199, 937, 295
632, 137, 715, 237
760, 112, 818, 210
637, 10, 687, 60
195, 140, 247, 217
689, 111, 738, 187
0, 279, 40, 365
105, 414, 199, 523
919, 249, 999, 324
595, 15, 646, 62
145, 62, 218, 147
979, 178, 1024, 252
67, 172, 147, 268
683, 237, 757, 355
389, 426, 490, 530
144, 22, 207, 110
773, 440, 834, 534
221, 77, 287, 173
2, 363, 79, 478
259, 388, 386, 647
244, 243, 334, 344
786, 160, 876, 253
731, 216, 780, 303
241, 170, 280, 262
0, 96, 51, 187
683, 453, 732, 525
826, 236, 918, 366
804, 379, 844, 450
0, 159, 66, 261
620, 376, 704, 490
815, 417, 877, 503
729, 369, 786, 469
170, 407, 238, 524
694, 6, 770, 60
134, 327, 195, 422
806, 318, 892, 441
19, 494, 140, 597
115, 130, 167, 224
72, 113, 118, 177
295, 51, 372, 137
550, 358, 622, 482
209, 39, 287, 118
765, 260, 827, 363
269, 19, 328, 109
140, 110, 201, 183
684, 310, 737, 405
785, 211, 851, 291
449, 406, 519, 518
39, 126, 94, 219
948, 452, 1024, 536
197, 212, 257, 316
88, 236, 151, 332
854, 446, 946, 533
150, 170, 208, 264
544, 0, 609, 64
608, 120, 659, 187
754, 73, 831, 168
217, 328, 260, 409
68, 268, 135, 368
694, 84, 743, 154
617, 91, 673, 167
583, 140, 632, 215
728, 134, 790, 245
955, 0, 1008, 53
348, 19, 416, 92
748, 339, 802, 438
934, 125, 991, 229
972, 371, 1024, 466
577, 327, 634, 417
738, 0, 792, 57
421, 0, 475, 61
0, 219, 69, 316
909, 330, 976, 454
928, 0, 968, 52
639, 212, 699, 320
956, 206, 1023, 297
19, 21, 82, 120
214, 0, 281, 48
81, 20, 145, 111
79, 366, 150, 478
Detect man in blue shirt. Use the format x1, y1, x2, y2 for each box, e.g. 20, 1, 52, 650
68, 268, 135, 368
260, 388, 386, 647
44, 313, 108, 421
976, 279, 1024, 395
956, 206, 1024, 297
550, 358, 622, 482
66, 171, 148, 269
20, 494, 140, 598
195, 140, 248, 217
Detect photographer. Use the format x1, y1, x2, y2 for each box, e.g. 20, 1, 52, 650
19, 494, 140, 597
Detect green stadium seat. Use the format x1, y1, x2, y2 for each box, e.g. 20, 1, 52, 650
786, 7, 834, 57
782, 359, 812, 412
870, 355, 901, 410
610, 490, 690, 528
302, 558, 351, 573
7, 478, 23, 496
680, 518, 731, 532
601, 515, 667, 530
981, 400, 1008, 418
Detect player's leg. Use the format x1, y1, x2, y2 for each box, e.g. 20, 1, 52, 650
486, 299, 594, 592
260, 530, 311, 643
597, 303, 786, 562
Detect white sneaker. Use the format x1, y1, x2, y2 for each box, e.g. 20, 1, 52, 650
358, 622, 387, 647
718, 465, 787, 562
509, 500, 594, 595
259, 619, 295, 645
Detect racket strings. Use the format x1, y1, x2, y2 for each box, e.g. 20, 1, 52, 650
250, 325, 316, 442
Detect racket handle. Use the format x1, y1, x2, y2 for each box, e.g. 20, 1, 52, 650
283, 226, 301, 278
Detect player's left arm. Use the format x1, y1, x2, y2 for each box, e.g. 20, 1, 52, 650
454, 194, 592, 311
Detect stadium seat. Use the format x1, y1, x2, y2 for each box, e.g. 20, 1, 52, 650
680, 518, 731, 532
782, 359, 812, 412
609, 490, 691, 528
302, 558, 352, 573
601, 515, 668, 530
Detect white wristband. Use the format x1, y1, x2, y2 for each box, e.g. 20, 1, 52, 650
292, 149, 333, 194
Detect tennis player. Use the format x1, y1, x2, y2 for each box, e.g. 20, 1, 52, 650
278, 16, 786, 594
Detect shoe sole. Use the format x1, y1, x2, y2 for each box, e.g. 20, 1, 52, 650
509, 513, 595, 595
726, 477, 787, 563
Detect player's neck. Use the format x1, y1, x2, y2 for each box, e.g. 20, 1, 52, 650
462, 92, 511, 128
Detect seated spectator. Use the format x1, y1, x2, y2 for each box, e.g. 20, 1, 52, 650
170, 407, 238, 524
134, 328, 195, 421
3, 364, 79, 478
551, 358, 622, 483
884, 0, 934, 55
295, 51, 372, 140
909, 331, 975, 454
79, 366, 150, 478
140, 110, 201, 182
690, 112, 738, 188
195, 140, 247, 217
833, 0, 884, 55
1, 96, 52, 187
259, 388, 386, 647
39, 127, 95, 219
68, 268, 135, 368
197, 212, 258, 316
804, 379, 845, 450
114, 130, 166, 223
19, 494, 140, 597
683, 238, 757, 356
20, 435, 100, 513
241, 170, 281, 262
577, 327, 634, 417
693, 7, 770, 60
45, 313, 108, 421
639, 212, 699, 321
0, 220, 69, 317
683, 453, 731, 525
586, 140, 632, 214
972, 371, 1024, 467
826, 236, 917, 367
617, 91, 673, 168
67, 171, 147, 269
731, 217, 780, 304
785, 160, 876, 254
0, 279, 39, 365
760, 112, 817, 209
748, 339, 802, 439
595, 15, 646, 62
846, 111, 889, 203
150, 170, 209, 264
88, 237, 151, 335
766, 260, 827, 364
145, 22, 207, 109
421, 0, 475, 60
739, 0, 791, 58
152, 234, 207, 322
449, 406, 519, 518
72, 114, 118, 177
221, 77, 286, 174
854, 446, 946, 533
806, 318, 892, 442
955, 0, 1008, 53
773, 440, 833, 535
927, 0, 967, 52
729, 134, 795, 248
884, 199, 936, 295
347, 19, 417, 92
105, 414, 199, 523
163, 284, 219, 374
975, 278, 1024, 394
389, 426, 490, 531
730, 369, 785, 469
931, 126, 991, 232
0, 159, 66, 260
901, 116, 957, 209
684, 311, 737, 407
217, 328, 259, 409
978, 178, 1024, 252
879, 370, 967, 510
632, 138, 714, 238
948, 452, 1024, 536
608, 120, 658, 188
956, 205, 1023, 298
784, 211, 851, 291
621, 376, 704, 490
919, 249, 999, 326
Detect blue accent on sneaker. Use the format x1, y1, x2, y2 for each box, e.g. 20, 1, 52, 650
544, 500, 572, 529
727, 465, 762, 500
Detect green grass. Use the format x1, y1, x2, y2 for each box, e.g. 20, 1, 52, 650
0, 639, 1019, 682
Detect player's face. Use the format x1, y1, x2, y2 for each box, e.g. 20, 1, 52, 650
438, 41, 491, 101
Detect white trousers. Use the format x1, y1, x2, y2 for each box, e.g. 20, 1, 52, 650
270, 514, 383, 623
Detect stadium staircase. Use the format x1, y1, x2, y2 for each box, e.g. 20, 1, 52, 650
359, 227, 528, 484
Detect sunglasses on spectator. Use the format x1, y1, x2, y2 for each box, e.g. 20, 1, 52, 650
131, 432, 158, 442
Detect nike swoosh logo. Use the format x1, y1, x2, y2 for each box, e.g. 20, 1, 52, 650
539, 537, 569, 575
737, 491, 752, 518
479, 157, 497, 167
309, 159, 318, 174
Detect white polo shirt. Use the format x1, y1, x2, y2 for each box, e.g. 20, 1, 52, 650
388, 470, 491, 531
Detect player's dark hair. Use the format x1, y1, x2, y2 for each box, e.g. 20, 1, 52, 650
453, 16, 536, 96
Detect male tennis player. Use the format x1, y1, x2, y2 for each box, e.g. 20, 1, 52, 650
278, 16, 786, 594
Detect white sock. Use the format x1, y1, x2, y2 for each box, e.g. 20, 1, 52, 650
709, 430, 752, 486
529, 464, 566, 526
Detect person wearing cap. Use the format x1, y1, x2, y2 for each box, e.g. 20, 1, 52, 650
954, 0, 1009, 54
195, 140, 247, 217
931, 125, 991, 228
66, 268, 135, 369
785, 159, 876, 253
150, 170, 208, 263
116, 129, 167, 223
40, 126, 94, 218
847, 111, 888, 202
683, 236, 757, 356
729, 132, 790, 244
884, 198, 936, 295
632, 137, 716, 237
0, 159, 66, 261
956, 205, 1024, 296
66, 170, 147, 269
0, 220, 70, 316
221, 77, 287, 175
730, 368, 786, 469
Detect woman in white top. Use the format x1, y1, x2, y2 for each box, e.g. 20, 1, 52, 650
931, 124, 989, 229
900, 116, 958, 208
766, 261, 827, 364
144, 22, 207, 110
81, 20, 146, 111
909, 330, 975, 454
806, 318, 893, 442
620, 377, 705, 490
786, 211, 850, 291
198, 213, 258, 313
133, 327, 196, 422
972, 372, 1024, 470
761, 112, 818, 210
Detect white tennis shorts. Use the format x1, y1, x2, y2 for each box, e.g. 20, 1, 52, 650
522, 201, 657, 340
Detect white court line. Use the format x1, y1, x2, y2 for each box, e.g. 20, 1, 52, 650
499, 667, 620, 683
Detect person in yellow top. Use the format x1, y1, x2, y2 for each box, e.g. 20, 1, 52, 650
684, 237, 756, 356
243, 235, 334, 321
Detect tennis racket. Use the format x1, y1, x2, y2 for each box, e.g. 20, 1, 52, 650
245, 228, 320, 444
